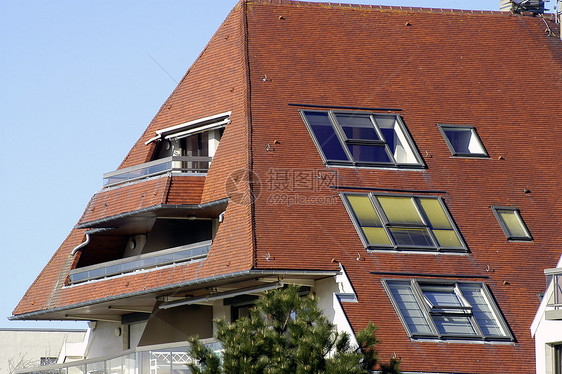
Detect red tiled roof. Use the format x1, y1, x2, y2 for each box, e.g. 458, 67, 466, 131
13, 1, 255, 318
244, 1, 561, 372
14, 1, 562, 372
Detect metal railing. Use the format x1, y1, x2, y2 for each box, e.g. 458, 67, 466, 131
17, 339, 222, 374
545, 268, 562, 309
103, 156, 212, 187
68, 240, 212, 284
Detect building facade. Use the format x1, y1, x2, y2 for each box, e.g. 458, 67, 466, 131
12, 1, 562, 373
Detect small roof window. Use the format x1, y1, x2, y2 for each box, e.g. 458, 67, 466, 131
437, 124, 488, 157
491, 206, 532, 241
301, 110, 424, 168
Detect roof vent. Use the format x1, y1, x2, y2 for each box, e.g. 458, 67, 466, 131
500, 0, 545, 14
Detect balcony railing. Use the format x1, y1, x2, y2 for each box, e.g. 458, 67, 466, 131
545, 268, 562, 310
103, 156, 212, 187
68, 240, 212, 284
17, 339, 222, 374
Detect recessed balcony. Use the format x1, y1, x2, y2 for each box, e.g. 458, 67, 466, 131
103, 156, 212, 187
68, 240, 212, 285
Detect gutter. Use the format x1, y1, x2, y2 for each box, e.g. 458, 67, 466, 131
9, 269, 338, 321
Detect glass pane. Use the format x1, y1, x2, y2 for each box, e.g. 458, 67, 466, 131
346, 195, 391, 246
346, 195, 382, 227
387, 281, 433, 335
418, 198, 463, 248
304, 111, 349, 162
459, 284, 504, 336
363, 227, 392, 246
432, 229, 463, 248
336, 114, 380, 141
498, 210, 529, 238
377, 196, 422, 225
346, 144, 391, 163
417, 198, 452, 229
171, 347, 191, 374
388, 227, 434, 247
433, 315, 475, 335
109, 356, 124, 374
422, 287, 462, 307
376, 116, 417, 164
443, 128, 486, 155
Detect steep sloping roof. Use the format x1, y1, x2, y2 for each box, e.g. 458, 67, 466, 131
13, 1, 255, 318
242, 1, 561, 372
13, 1, 562, 372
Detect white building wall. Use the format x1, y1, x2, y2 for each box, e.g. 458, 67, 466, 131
85, 322, 124, 359
531, 255, 562, 374
0, 329, 86, 374
315, 266, 358, 347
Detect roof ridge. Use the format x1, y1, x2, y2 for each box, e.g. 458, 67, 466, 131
248, 0, 548, 17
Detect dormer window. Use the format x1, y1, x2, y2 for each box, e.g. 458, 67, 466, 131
148, 112, 230, 166
103, 113, 230, 186
437, 124, 488, 157
300, 110, 423, 168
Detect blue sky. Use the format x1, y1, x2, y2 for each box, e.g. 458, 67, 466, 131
0, 0, 556, 329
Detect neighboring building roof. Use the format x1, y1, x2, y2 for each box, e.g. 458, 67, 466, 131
12, 1, 562, 372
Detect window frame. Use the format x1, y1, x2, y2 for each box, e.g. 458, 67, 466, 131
300, 109, 424, 168
491, 206, 533, 241
382, 279, 513, 342
341, 192, 467, 253
437, 124, 489, 157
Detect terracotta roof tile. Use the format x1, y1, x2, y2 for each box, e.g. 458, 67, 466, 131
13, 1, 562, 372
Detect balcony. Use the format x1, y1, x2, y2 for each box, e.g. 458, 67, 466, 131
103, 156, 212, 187
17, 339, 222, 374
545, 267, 562, 320
68, 240, 212, 285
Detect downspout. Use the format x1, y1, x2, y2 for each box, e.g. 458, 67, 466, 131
71, 234, 90, 256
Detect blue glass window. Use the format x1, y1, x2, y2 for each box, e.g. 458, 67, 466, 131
301, 110, 423, 167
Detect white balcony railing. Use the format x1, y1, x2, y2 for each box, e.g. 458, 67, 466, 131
545, 268, 562, 310
103, 156, 212, 187
17, 339, 222, 374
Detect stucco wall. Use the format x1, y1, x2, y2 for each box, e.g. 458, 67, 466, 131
0, 329, 86, 374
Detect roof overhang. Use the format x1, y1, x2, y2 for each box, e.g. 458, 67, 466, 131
76, 199, 229, 235
10, 269, 339, 322
145, 111, 231, 144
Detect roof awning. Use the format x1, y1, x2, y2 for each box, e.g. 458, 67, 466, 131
145, 112, 231, 144
76, 199, 229, 234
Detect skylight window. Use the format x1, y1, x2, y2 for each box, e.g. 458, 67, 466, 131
437, 124, 488, 157
383, 279, 512, 341
301, 110, 423, 167
342, 193, 466, 252
491, 206, 532, 241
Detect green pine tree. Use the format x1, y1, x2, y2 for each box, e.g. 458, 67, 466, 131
188, 285, 400, 374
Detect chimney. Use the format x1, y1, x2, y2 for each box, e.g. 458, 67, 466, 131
500, 0, 545, 14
